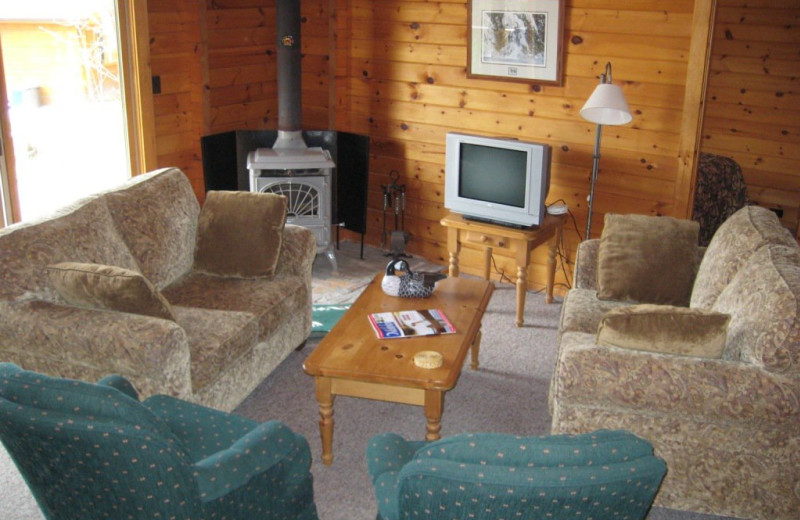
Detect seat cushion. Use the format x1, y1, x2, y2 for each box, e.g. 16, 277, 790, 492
163, 273, 309, 342
47, 262, 175, 321
692, 205, 797, 309
194, 191, 287, 279
597, 213, 699, 306
171, 306, 259, 392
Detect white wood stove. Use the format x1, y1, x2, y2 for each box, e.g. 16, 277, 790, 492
247, 146, 337, 270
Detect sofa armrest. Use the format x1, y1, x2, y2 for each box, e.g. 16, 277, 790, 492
193, 420, 308, 502
552, 332, 800, 427
0, 300, 193, 400
573, 239, 599, 290
274, 225, 317, 279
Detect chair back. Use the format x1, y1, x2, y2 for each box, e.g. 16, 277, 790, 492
692, 152, 749, 246
368, 430, 666, 520
0, 363, 200, 520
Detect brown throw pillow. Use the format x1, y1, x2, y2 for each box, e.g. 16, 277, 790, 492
597, 304, 730, 358
194, 191, 288, 278
597, 213, 699, 306
47, 263, 175, 321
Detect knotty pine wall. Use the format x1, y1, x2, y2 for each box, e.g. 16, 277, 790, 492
148, 0, 207, 198
148, 0, 332, 202
700, 0, 800, 237
146, 0, 796, 293
332, 0, 697, 292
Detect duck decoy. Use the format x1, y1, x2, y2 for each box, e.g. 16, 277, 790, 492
381, 259, 447, 298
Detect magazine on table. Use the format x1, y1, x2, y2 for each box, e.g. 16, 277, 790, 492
368, 309, 456, 339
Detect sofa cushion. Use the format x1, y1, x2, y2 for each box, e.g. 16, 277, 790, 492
691, 205, 796, 309
0, 198, 140, 301
597, 213, 699, 306
47, 262, 175, 321
170, 306, 259, 392
162, 272, 309, 342
104, 168, 200, 289
194, 191, 287, 279
713, 244, 800, 375
597, 304, 730, 358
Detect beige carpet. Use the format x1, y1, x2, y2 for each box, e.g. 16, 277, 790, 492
0, 241, 737, 520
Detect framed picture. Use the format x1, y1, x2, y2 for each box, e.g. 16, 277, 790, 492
467, 0, 565, 85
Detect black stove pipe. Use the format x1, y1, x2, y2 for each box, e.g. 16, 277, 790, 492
275, 0, 304, 149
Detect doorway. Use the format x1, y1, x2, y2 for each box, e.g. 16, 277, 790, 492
0, 0, 129, 223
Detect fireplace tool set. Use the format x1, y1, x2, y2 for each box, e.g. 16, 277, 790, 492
381, 170, 410, 258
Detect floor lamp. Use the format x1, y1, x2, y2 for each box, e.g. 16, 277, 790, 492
580, 62, 632, 239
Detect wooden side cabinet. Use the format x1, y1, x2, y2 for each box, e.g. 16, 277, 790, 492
440, 212, 565, 327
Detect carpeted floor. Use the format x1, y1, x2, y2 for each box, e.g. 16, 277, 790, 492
0, 241, 738, 520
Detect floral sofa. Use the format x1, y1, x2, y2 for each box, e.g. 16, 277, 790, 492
0, 168, 316, 412
549, 205, 800, 520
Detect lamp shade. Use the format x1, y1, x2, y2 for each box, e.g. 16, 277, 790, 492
580, 84, 632, 126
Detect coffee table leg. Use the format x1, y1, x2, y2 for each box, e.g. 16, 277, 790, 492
315, 377, 334, 465
470, 328, 482, 370
424, 390, 443, 441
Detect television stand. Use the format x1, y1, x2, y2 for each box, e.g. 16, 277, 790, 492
462, 214, 533, 230
440, 212, 565, 327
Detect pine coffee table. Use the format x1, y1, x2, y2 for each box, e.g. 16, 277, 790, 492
303, 273, 494, 465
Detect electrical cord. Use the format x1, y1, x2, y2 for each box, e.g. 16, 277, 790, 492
483, 199, 584, 295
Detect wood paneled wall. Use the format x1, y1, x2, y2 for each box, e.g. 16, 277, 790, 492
148, 0, 207, 199
204, 0, 333, 132
149, 0, 333, 203
146, 0, 798, 292
332, 0, 699, 291
701, 0, 800, 238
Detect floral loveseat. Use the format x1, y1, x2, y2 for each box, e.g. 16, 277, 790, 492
0, 168, 316, 412
549, 205, 800, 520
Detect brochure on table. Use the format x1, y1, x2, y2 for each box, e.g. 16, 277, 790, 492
368, 309, 456, 339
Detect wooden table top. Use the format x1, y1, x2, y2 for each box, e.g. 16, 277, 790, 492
303, 273, 494, 390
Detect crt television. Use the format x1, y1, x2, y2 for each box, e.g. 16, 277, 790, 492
444, 132, 551, 228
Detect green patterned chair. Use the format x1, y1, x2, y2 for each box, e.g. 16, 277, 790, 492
0, 363, 318, 520
366, 430, 666, 520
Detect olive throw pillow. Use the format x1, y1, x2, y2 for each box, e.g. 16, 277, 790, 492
47, 262, 175, 321
597, 304, 730, 358
597, 213, 699, 306
194, 190, 288, 278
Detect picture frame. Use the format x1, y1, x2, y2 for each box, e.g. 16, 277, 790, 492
467, 0, 565, 85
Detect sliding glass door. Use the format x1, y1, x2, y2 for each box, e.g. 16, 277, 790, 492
0, 0, 154, 225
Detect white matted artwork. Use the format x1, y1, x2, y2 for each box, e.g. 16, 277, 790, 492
468, 0, 565, 85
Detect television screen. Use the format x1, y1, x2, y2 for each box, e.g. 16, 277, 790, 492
458, 144, 527, 208
445, 132, 550, 228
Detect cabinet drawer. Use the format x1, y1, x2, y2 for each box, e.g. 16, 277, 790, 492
463, 231, 510, 250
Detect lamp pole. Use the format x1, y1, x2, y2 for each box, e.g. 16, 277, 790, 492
586, 122, 603, 240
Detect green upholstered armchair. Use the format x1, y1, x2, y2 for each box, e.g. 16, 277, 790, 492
366, 430, 666, 520
0, 363, 318, 520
